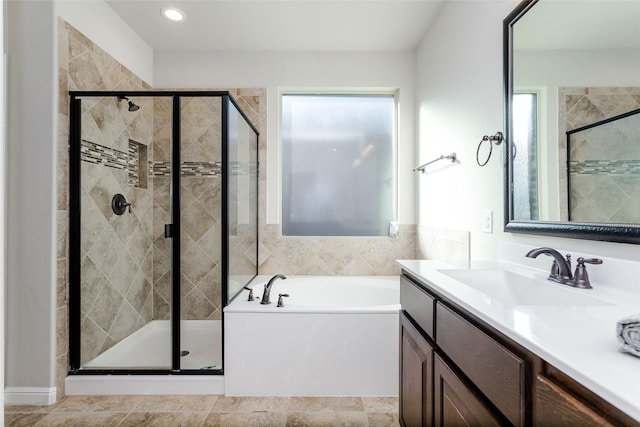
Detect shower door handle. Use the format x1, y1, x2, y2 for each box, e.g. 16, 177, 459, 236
164, 224, 174, 238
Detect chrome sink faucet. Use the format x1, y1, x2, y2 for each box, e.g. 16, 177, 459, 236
525, 247, 602, 288
261, 274, 287, 304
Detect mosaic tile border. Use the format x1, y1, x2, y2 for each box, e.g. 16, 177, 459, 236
152, 161, 223, 177
570, 160, 640, 175
81, 140, 128, 171
82, 140, 226, 179
81, 139, 146, 187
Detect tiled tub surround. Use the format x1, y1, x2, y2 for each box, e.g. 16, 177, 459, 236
558, 87, 640, 221
397, 241, 640, 422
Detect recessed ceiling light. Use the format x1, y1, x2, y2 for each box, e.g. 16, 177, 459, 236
161, 7, 186, 22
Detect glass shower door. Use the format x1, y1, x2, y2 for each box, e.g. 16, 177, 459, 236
72, 94, 172, 370
226, 97, 259, 301
178, 96, 224, 371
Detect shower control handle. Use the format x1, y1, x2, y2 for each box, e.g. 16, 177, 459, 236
112, 194, 132, 215
243, 286, 255, 301
277, 293, 290, 308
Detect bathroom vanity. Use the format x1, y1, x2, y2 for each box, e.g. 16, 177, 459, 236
397, 259, 640, 426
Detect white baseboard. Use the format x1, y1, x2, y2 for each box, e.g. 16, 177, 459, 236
65, 375, 225, 395
5, 387, 57, 405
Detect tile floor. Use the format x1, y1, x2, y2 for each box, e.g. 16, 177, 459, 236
5, 395, 399, 426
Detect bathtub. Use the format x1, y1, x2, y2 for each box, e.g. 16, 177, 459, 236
224, 275, 400, 396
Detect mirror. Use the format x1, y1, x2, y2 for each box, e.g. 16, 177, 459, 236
504, 0, 640, 243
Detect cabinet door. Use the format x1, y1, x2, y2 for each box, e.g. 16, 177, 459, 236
400, 312, 434, 427
434, 355, 502, 427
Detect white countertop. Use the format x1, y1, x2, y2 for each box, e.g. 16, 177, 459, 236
396, 258, 640, 422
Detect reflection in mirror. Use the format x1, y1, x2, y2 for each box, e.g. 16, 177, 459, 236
512, 92, 539, 221
568, 108, 640, 223
504, 0, 640, 243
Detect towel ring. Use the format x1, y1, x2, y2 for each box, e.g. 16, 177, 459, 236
476, 131, 503, 167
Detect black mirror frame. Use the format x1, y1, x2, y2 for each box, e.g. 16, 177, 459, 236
503, 0, 640, 244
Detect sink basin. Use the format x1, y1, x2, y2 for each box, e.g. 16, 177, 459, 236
438, 269, 612, 306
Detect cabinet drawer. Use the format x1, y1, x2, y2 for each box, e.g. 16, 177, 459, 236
436, 302, 525, 426
400, 275, 436, 339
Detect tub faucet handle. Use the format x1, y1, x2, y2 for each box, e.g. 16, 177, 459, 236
277, 293, 290, 308
243, 286, 254, 301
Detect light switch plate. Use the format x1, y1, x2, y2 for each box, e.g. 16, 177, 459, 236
389, 221, 399, 238
482, 210, 493, 233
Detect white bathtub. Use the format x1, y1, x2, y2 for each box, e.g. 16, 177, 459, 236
224, 275, 400, 396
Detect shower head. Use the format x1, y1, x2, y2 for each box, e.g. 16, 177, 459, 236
127, 101, 140, 112
117, 95, 140, 112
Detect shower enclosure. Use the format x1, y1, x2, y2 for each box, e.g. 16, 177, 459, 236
68, 91, 258, 373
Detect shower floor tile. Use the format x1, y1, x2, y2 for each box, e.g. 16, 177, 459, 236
5, 395, 399, 426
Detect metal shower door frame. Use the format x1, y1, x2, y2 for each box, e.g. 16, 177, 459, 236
67, 90, 259, 375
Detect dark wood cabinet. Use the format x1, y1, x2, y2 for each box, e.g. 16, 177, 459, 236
400, 312, 433, 427
399, 272, 639, 427
434, 355, 502, 427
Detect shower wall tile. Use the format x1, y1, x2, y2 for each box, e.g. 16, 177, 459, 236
57, 258, 68, 309
57, 303, 68, 359
57, 19, 72, 396
59, 67, 69, 120
79, 160, 153, 365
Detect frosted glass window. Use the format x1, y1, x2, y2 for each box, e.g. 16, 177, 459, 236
282, 94, 395, 236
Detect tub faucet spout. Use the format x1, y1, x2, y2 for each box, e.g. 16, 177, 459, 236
261, 274, 287, 305
525, 247, 573, 285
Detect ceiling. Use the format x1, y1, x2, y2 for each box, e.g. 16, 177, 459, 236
104, 0, 446, 52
